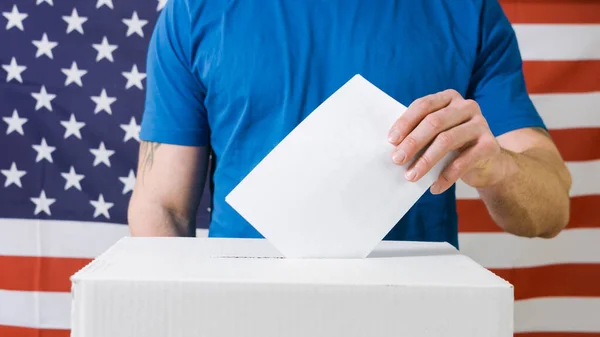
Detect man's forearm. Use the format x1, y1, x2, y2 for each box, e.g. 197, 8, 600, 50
476, 147, 571, 238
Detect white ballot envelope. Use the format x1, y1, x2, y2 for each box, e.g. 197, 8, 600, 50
226, 75, 456, 258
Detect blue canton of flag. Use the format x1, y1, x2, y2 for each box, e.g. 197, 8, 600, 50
1, 0, 211, 229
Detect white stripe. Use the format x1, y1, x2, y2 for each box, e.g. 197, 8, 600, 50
0, 290, 71, 329
0, 218, 208, 258
2, 290, 599, 332
456, 160, 600, 199
459, 228, 600, 268
532, 92, 600, 129
1, 219, 598, 270
515, 297, 600, 333
515, 24, 600, 61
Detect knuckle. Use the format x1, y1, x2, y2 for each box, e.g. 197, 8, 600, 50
444, 89, 459, 97
415, 98, 431, 111
418, 154, 432, 169
451, 159, 465, 173
424, 114, 443, 131
463, 99, 480, 111
403, 136, 418, 149
437, 131, 453, 147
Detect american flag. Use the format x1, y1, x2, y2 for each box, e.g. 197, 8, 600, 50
0, 0, 598, 336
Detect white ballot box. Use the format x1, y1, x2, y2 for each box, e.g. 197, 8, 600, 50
70, 237, 513, 337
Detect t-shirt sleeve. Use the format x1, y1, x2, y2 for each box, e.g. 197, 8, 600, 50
466, 0, 546, 137
139, 0, 210, 146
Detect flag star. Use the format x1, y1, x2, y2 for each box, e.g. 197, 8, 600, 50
3, 109, 27, 135
122, 64, 146, 90
90, 142, 115, 167
2, 57, 27, 83
31, 85, 56, 111
2, 162, 27, 188
32, 33, 58, 59
31, 190, 56, 216
60, 113, 85, 139
61, 166, 85, 191
90, 194, 114, 219
96, 0, 114, 10
91, 89, 117, 115
36, 0, 53, 6
120, 116, 140, 142
62, 8, 88, 34
32, 138, 56, 163
3, 5, 28, 31
61, 61, 88, 87
92, 36, 118, 62
157, 0, 168, 11
119, 170, 136, 194
122, 11, 148, 38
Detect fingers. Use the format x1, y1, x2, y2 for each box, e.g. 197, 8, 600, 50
388, 89, 460, 145
430, 136, 498, 194
392, 104, 473, 166
404, 121, 482, 182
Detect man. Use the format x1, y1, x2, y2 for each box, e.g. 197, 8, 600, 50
128, 0, 572, 248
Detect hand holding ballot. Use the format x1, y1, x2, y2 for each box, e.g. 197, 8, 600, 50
387, 89, 502, 195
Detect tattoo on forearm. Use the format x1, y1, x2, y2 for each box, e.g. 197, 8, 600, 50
140, 141, 161, 173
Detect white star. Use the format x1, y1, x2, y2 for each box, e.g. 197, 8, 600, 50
90, 89, 117, 115
92, 36, 118, 62
60, 114, 85, 139
96, 0, 114, 9
2, 162, 26, 188
2, 57, 27, 83
120, 116, 140, 142
157, 0, 168, 11
90, 194, 114, 219
61, 62, 87, 87
32, 33, 58, 59
36, 0, 53, 6
31, 86, 56, 111
32, 138, 56, 163
3, 5, 28, 31
62, 8, 87, 34
31, 190, 56, 216
90, 142, 115, 167
61, 166, 84, 191
122, 11, 148, 38
122, 64, 146, 90
3, 109, 27, 135
119, 170, 136, 194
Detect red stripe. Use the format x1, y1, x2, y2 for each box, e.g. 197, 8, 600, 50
523, 61, 600, 95
514, 332, 600, 337
491, 264, 600, 300
458, 195, 600, 232
501, 0, 600, 24
0, 256, 91, 292
549, 128, 600, 162
0, 326, 69, 337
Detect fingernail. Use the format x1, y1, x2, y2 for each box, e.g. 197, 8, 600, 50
388, 129, 401, 143
405, 168, 417, 180
430, 183, 440, 194
392, 149, 406, 164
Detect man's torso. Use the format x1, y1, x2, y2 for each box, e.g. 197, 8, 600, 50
188, 0, 486, 248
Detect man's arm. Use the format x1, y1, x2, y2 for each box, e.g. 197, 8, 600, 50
388, 90, 572, 239
128, 142, 209, 237
476, 127, 571, 238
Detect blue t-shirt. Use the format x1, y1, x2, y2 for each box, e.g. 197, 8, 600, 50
140, 0, 545, 249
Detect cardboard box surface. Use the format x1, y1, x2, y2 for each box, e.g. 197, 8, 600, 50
70, 237, 513, 337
